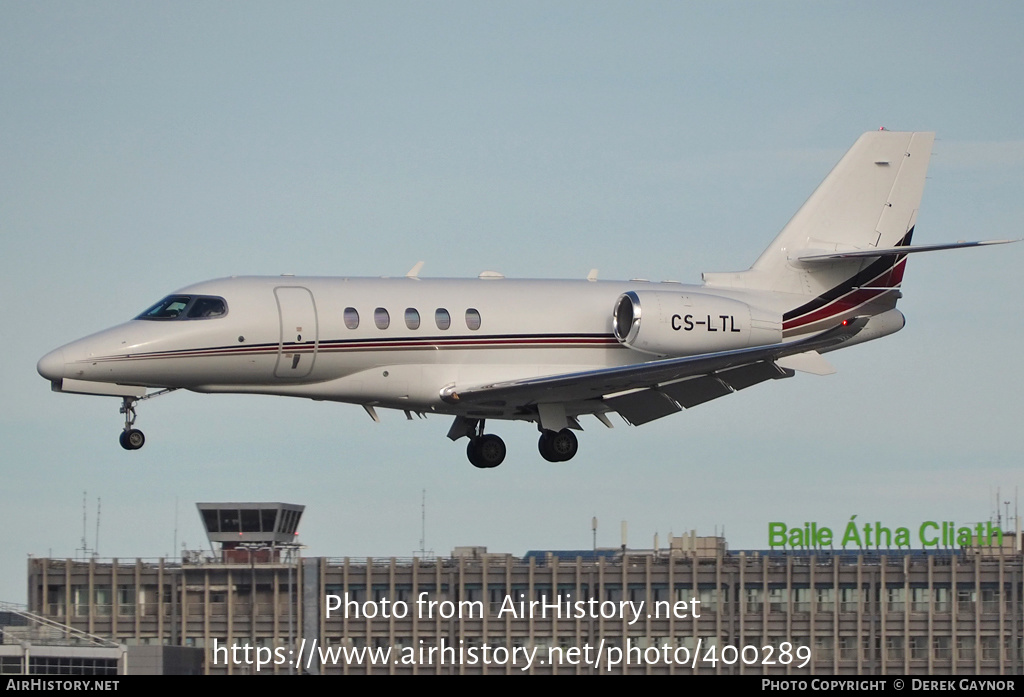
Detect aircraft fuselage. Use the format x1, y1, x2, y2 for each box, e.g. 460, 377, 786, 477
39, 275, 794, 419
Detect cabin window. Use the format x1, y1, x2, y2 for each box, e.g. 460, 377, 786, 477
435, 308, 451, 330
136, 295, 228, 321
374, 308, 390, 330
344, 307, 359, 330
405, 308, 420, 330
465, 308, 481, 330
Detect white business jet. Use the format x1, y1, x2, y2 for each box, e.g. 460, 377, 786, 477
37, 131, 1014, 467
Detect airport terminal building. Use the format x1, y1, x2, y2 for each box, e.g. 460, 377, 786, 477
20, 503, 1024, 675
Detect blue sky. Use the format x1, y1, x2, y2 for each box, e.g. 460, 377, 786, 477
2, 2, 1022, 602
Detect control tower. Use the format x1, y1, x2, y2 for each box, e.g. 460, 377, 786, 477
196, 502, 304, 563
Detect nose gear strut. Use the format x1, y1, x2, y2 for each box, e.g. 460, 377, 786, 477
119, 397, 144, 450
117, 389, 177, 451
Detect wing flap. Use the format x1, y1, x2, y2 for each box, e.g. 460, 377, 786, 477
717, 361, 793, 391
603, 390, 681, 426
659, 375, 732, 408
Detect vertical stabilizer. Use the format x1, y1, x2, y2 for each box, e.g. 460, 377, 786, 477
702, 130, 933, 335
704, 130, 934, 295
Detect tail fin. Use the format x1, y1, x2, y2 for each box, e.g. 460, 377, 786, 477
703, 130, 934, 335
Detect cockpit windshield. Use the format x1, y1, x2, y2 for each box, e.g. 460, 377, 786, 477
136, 295, 228, 321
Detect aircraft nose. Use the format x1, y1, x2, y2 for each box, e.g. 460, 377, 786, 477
37, 348, 66, 382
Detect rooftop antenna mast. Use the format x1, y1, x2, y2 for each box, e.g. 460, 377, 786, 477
415, 489, 433, 558
173, 496, 179, 560
419, 489, 426, 556
94, 497, 101, 558
78, 491, 88, 560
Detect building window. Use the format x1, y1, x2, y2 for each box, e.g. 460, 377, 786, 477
909, 635, 928, 660
815, 636, 834, 662
816, 587, 834, 613
839, 587, 862, 613
94, 586, 112, 616
981, 636, 1000, 661
839, 636, 858, 661
957, 636, 976, 661
745, 588, 763, 614
911, 587, 929, 613
374, 308, 390, 330
886, 587, 905, 613
435, 308, 451, 330
981, 587, 1000, 614
957, 587, 976, 614
465, 308, 481, 330
887, 636, 904, 661
117, 586, 135, 616
698, 587, 719, 612
72, 586, 88, 617
404, 308, 420, 330
792, 587, 810, 613
344, 307, 359, 330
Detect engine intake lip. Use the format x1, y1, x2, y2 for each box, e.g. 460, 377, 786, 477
612, 291, 642, 345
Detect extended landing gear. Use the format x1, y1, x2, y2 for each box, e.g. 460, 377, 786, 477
467, 433, 506, 469
449, 416, 579, 467
538, 428, 578, 462
118, 397, 145, 451
450, 417, 506, 468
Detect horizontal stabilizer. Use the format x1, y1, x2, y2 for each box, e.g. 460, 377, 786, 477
794, 239, 1019, 263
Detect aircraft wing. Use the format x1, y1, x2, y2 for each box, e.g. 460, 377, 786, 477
445, 317, 868, 426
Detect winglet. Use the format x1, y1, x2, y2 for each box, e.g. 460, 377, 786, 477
406, 261, 425, 278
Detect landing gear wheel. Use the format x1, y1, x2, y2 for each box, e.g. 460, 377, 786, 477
467, 434, 506, 469
538, 428, 578, 462
119, 429, 145, 451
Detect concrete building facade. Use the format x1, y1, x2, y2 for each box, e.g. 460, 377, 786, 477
26, 542, 1024, 675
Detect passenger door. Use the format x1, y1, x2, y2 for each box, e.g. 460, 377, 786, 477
274, 286, 318, 378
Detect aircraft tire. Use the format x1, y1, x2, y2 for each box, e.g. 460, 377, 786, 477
477, 434, 506, 468
467, 435, 505, 468
539, 429, 577, 462
121, 429, 145, 451
467, 439, 483, 467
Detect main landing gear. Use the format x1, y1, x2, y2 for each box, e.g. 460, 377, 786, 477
461, 423, 580, 467
467, 433, 506, 469
538, 428, 578, 463
119, 397, 145, 451
466, 420, 506, 469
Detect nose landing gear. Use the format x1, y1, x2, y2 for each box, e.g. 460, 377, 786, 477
119, 397, 145, 450
115, 388, 176, 451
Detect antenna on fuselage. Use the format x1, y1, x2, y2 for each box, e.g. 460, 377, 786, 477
406, 261, 425, 279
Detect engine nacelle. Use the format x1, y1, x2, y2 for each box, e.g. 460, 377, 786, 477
612, 290, 782, 357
